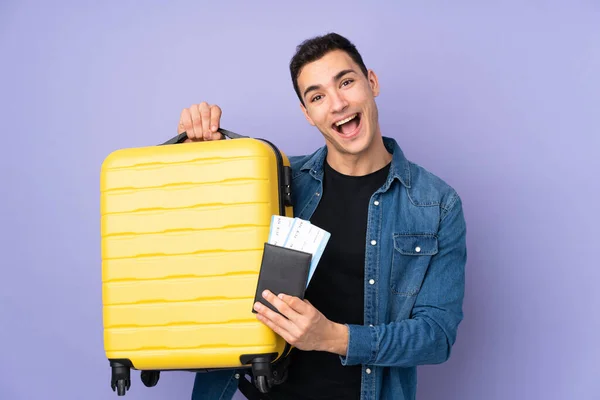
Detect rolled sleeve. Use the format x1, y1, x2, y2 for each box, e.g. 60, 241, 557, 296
339, 323, 380, 366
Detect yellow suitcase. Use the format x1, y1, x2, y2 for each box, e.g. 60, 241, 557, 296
100, 129, 294, 396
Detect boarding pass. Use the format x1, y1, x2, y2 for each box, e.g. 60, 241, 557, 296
267, 215, 330, 286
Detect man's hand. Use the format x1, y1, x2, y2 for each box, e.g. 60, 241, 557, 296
178, 102, 224, 142
254, 290, 349, 356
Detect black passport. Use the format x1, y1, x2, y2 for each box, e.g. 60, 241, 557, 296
252, 242, 312, 316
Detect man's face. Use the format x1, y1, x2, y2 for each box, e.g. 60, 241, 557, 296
297, 49, 381, 159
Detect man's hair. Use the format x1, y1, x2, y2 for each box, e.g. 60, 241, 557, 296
289, 32, 369, 105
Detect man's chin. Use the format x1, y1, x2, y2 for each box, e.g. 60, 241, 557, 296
330, 138, 370, 156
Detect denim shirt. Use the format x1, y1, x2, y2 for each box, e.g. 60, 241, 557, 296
191, 136, 467, 400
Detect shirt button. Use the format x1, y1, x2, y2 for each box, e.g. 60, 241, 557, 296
315, 192, 320, 196
373, 200, 380, 206
369, 324, 373, 327
370, 240, 377, 245
415, 246, 421, 253
366, 368, 372, 374
234, 373, 240, 379
369, 279, 375, 285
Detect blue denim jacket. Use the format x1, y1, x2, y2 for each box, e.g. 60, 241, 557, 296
191, 136, 467, 400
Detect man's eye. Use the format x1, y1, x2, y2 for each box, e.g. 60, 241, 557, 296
342, 79, 354, 86
311, 95, 322, 102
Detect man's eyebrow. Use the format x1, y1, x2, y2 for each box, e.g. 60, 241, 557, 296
302, 69, 357, 100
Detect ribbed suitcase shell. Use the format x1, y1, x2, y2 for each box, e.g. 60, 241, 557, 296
100, 138, 293, 373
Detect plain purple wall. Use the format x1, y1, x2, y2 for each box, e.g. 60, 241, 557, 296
1, 1, 599, 399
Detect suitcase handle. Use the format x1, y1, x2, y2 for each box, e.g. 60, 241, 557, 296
161, 128, 248, 145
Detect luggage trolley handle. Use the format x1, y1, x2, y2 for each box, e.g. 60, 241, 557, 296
161, 128, 248, 145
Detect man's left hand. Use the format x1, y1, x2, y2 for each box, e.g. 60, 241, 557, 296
254, 290, 349, 356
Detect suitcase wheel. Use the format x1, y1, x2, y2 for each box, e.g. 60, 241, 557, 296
140, 370, 160, 388
271, 366, 288, 386
241, 352, 284, 394
250, 357, 273, 394
255, 375, 270, 393
116, 380, 128, 396
110, 362, 131, 396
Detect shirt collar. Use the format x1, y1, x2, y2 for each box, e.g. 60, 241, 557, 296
300, 136, 411, 189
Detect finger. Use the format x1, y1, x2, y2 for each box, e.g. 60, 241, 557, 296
190, 105, 203, 140
178, 108, 189, 135
253, 300, 298, 333
210, 132, 224, 140
261, 290, 302, 322
277, 293, 310, 314
179, 108, 194, 141
178, 109, 191, 143
198, 102, 212, 140
255, 313, 296, 345
209, 104, 222, 133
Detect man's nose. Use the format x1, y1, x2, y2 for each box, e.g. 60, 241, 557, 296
330, 90, 349, 113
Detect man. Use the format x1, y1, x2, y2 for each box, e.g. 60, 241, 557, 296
179, 33, 467, 400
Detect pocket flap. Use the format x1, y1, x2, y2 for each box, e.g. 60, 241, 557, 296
393, 234, 438, 256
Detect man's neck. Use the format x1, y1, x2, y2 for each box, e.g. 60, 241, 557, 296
325, 137, 392, 176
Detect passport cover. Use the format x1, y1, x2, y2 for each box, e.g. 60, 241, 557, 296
252, 242, 312, 316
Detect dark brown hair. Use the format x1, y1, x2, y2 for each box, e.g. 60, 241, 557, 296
289, 33, 368, 105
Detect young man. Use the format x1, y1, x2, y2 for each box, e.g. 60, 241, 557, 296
179, 33, 467, 400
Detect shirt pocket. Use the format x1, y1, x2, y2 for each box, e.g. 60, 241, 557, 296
390, 233, 438, 296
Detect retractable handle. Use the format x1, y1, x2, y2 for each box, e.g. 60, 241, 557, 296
161, 128, 248, 145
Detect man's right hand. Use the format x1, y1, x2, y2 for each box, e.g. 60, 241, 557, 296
178, 102, 224, 142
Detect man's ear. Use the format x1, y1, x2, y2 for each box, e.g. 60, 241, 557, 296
300, 103, 316, 126
368, 69, 380, 97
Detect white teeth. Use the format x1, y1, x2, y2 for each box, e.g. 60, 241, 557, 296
335, 114, 357, 126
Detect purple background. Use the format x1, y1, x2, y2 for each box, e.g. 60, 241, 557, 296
1, 1, 599, 399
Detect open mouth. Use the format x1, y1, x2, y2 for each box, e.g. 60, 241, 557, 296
332, 113, 361, 136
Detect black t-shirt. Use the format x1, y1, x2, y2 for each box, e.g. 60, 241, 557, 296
267, 159, 390, 400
